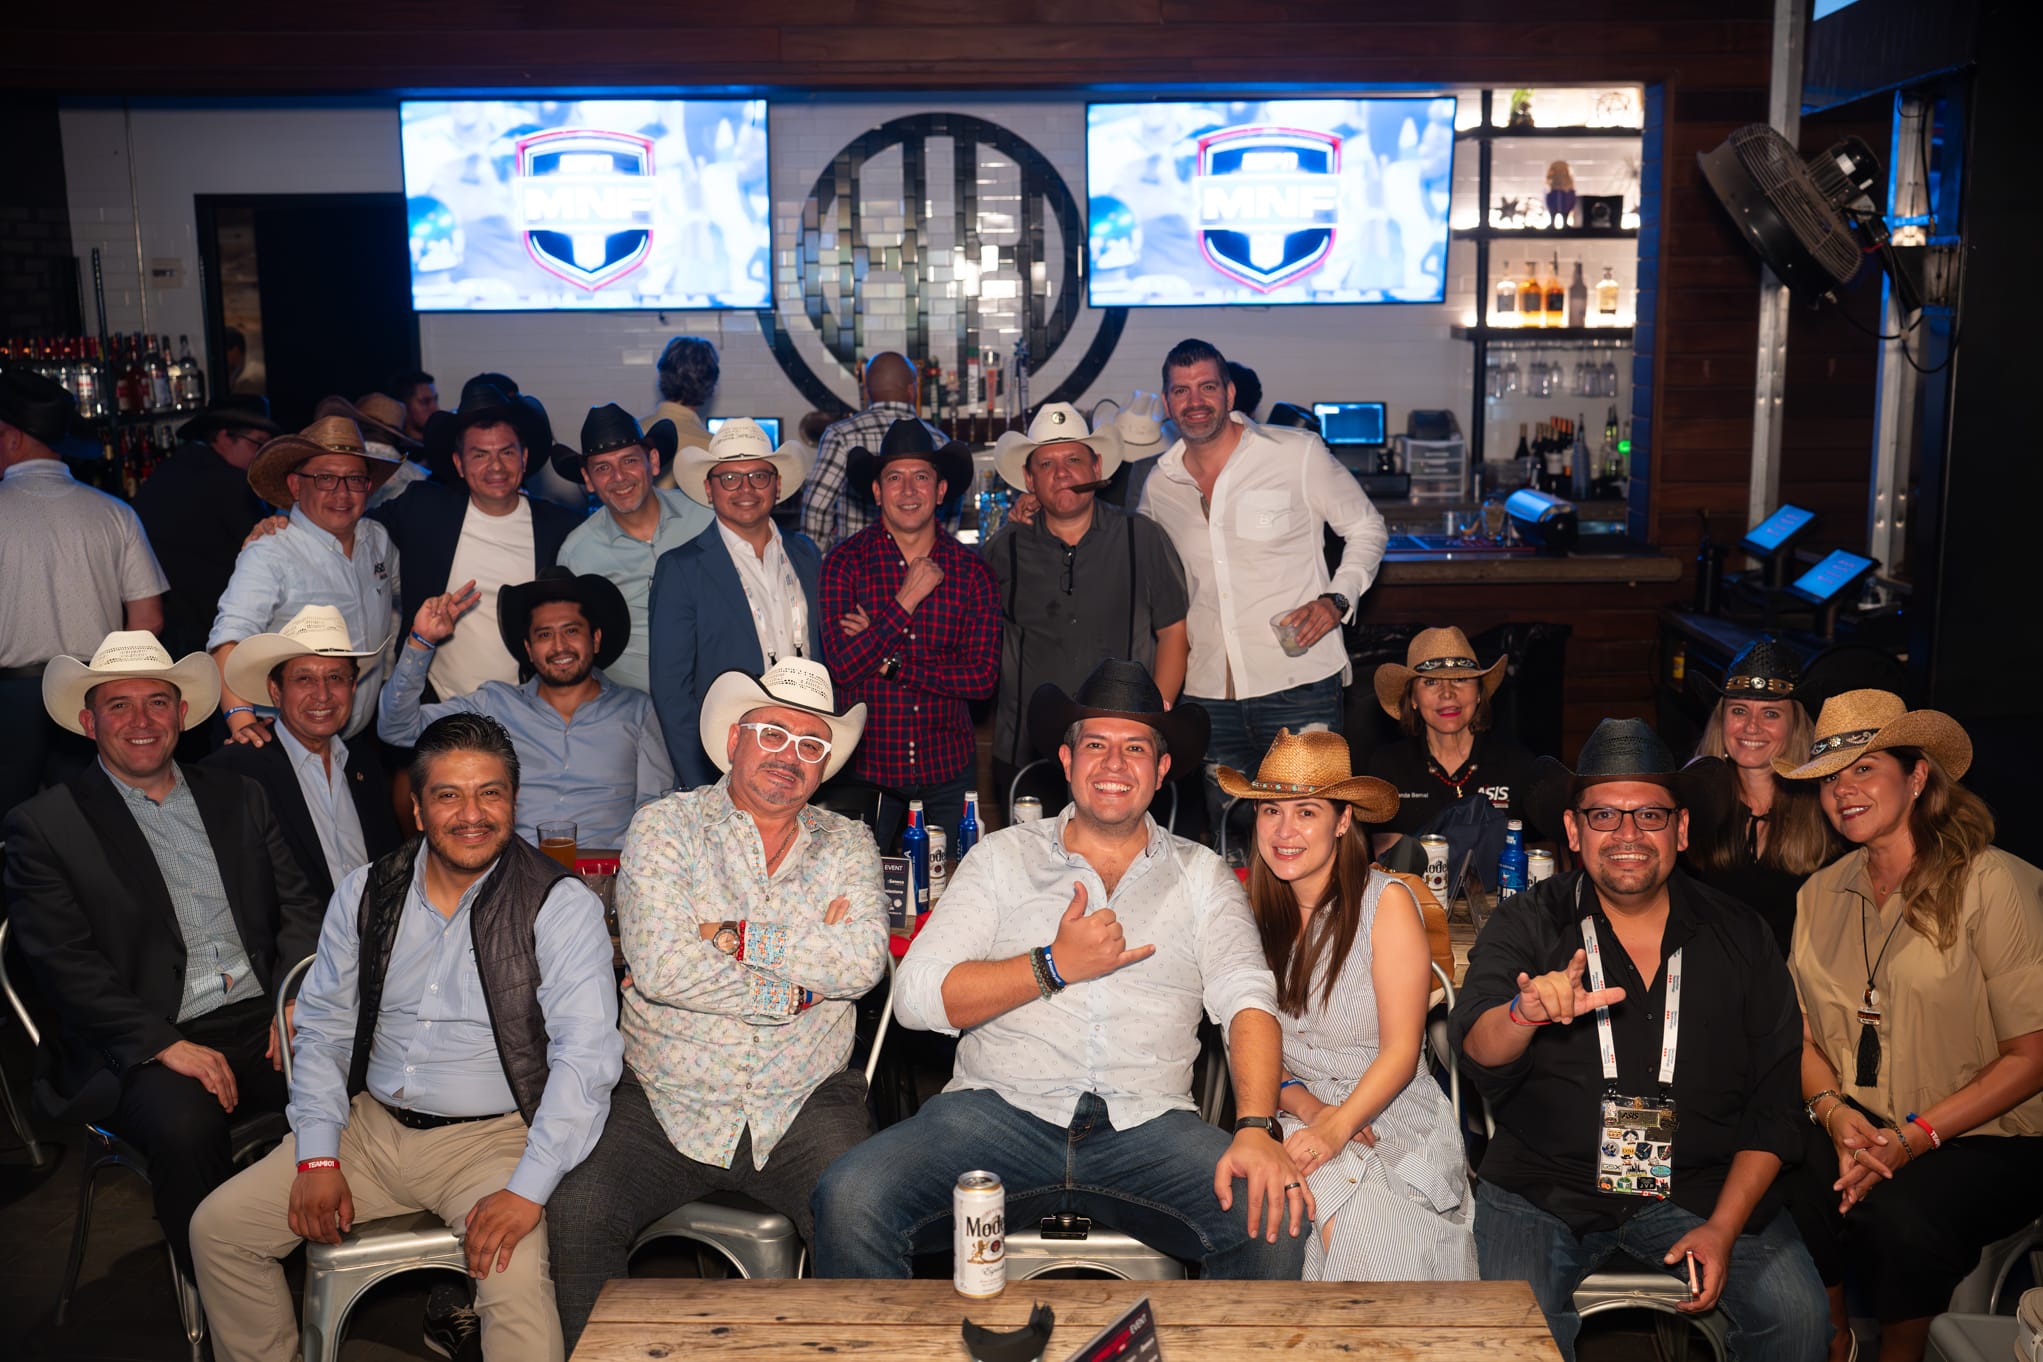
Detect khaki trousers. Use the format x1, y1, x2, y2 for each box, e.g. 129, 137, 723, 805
191, 1093, 563, 1362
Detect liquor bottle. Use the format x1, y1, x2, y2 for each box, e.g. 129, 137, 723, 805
78, 337, 107, 420
148, 335, 174, 412
901, 799, 931, 918
1572, 414, 1592, 499
1517, 265, 1544, 327
1542, 258, 1565, 331
1513, 423, 1533, 482
1497, 819, 1528, 902
115, 335, 145, 415
1567, 261, 1589, 328
1493, 261, 1519, 326
173, 334, 205, 408
1595, 265, 1620, 321
955, 790, 981, 861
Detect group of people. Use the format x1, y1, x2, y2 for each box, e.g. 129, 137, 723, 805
1, 322, 2038, 1362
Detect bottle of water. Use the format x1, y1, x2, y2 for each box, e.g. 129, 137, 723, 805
901, 799, 931, 918
955, 790, 980, 861
1497, 818, 1528, 902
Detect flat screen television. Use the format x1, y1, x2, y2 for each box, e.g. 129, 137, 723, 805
708, 416, 782, 444
400, 98, 771, 312
1313, 401, 1388, 447
1086, 97, 1456, 308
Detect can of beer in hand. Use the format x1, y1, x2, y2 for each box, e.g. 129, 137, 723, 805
954, 1171, 1006, 1298
929, 826, 949, 904
1527, 848, 1557, 883
1012, 796, 1045, 823
1418, 835, 1451, 895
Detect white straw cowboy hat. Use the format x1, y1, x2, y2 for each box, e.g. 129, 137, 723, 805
1215, 727, 1400, 825
1773, 688, 1972, 782
673, 417, 813, 508
994, 402, 1124, 492
223, 605, 388, 703
1372, 626, 1507, 721
1101, 391, 1168, 461
699, 658, 868, 782
43, 632, 221, 734
247, 415, 403, 508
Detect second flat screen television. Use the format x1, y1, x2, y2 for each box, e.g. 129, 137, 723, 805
401, 99, 771, 312
1087, 97, 1456, 308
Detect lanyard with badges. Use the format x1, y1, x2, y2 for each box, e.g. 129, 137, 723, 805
1580, 902, 1683, 1200
738, 543, 809, 664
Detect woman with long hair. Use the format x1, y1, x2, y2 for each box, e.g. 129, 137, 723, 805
1366, 627, 1541, 840
1780, 690, 2043, 1362
1685, 639, 1840, 952
1220, 728, 1476, 1281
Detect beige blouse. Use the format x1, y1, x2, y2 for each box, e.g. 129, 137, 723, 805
1790, 847, 2043, 1138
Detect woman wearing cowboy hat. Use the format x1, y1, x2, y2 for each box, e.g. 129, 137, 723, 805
1222, 729, 1477, 1282
1683, 638, 1841, 955
1780, 690, 2043, 1362
1366, 627, 1540, 839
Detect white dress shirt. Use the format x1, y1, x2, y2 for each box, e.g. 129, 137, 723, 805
718, 520, 807, 664
1139, 413, 1387, 700
274, 724, 370, 888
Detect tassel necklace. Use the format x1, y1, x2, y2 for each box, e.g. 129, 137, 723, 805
1854, 876, 1911, 1087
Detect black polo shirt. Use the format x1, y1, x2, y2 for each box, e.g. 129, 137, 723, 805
1448, 868, 1803, 1236
1367, 730, 1542, 837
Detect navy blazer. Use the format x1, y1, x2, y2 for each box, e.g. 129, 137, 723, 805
368, 480, 585, 637
203, 736, 403, 905
1, 763, 324, 1122
647, 523, 825, 787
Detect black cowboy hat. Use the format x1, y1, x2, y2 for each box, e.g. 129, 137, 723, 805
553, 403, 678, 483
846, 418, 973, 506
1524, 718, 1734, 847
420, 377, 554, 482
1027, 658, 1210, 772
497, 567, 631, 681
1712, 636, 1804, 701
176, 394, 284, 445
0, 367, 102, 461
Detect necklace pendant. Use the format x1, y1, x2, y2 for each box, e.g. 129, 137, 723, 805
1856, 986, 1883, 1028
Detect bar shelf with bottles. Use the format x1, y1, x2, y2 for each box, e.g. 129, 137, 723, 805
3, 330, 207, 498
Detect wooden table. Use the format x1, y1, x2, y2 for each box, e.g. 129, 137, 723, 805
573, 1277, 1562, 1360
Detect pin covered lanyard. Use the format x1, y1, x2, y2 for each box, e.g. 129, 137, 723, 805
1580, 915, 1683, 1089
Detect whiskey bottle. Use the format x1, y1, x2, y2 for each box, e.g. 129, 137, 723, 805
1542, 258, 1566, 331
1567, 262, 1589, 328
1595, 266, 1620, 322
1517, 265, 1544, 327
1494, 261, 1519, 326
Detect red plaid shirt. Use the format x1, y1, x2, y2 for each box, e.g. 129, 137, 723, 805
820, 523, 1000, 787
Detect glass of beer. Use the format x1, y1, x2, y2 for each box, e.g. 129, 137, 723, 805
538, 821, 578, 869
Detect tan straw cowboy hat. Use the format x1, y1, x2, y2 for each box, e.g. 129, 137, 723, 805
1215, 728, 1399, 825
1372, 626, 1506, 721
313, 393, 422, 452
699, 657, 868, 782
993, 401, 1124, 492
247, 415, 402, 508
43, 632, 221, 734
1773, 688, 1972, 782
223, 605, 389, 703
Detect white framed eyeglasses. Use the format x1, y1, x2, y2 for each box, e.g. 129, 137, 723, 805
738, 721, 833, 764
1576, 805, 1677, 832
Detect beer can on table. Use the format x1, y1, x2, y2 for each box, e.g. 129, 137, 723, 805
1527, 848, 1557, 883
1418, 835, 1451, 895
954, 1171, 1006, 1298
1013, 795, 1045, 823
929, 826, 949, 903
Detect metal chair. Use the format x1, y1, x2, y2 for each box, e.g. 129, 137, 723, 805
1948, 1214, 2043, 1314
1009, 758, 1177, 834
0, 842, 51, 1169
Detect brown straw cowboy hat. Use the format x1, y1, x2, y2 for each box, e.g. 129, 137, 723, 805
247, 416, 402, 508
313, 392, 422, 453
1215, 728, 1399, 825
1372, 627, 1506, 721
1773, 688, 1972, 782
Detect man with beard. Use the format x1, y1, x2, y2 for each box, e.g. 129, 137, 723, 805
812, 659, 1311, 1280
191, 713, 623, 1362
1449, 719, 1826, 1361
379, 568, 671, 848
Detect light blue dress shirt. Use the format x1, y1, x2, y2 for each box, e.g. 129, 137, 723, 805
377, 642, 673, 847
274, 725, 370, 888
286, 849, 623, 1204
209, 506, 399, 739
558, 488, 714, 693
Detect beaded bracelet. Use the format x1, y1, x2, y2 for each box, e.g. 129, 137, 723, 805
1888, 1119, 1915, 1160
1028, 947, 1055, 1001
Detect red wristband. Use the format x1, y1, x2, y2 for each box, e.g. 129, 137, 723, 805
1907, 1113, 1941, 1150
297, 1157, 340, 1173
1508, 996, 1548, 1028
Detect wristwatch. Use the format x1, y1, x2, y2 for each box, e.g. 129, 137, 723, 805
1320, 592, 1350, 618
878, 654, 902, 680
711, 921, 741, 956
1233, 1115, 1281, 1137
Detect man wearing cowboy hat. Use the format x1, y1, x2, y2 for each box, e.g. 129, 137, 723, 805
558, 402, 714, 695
209, 415, 401, 745
0, 368, 170, 815
814, 658, 1312, 1280
1449, 718, 1825, 1360
548, 658, 887, 1349
2, 631, 322, 1279
984, 401, 1189, 807
203, 605, 403, 902
133, 395, 281, 661
372, 380, 585, 700
380, 567, 671, 848
800, 351, 953, 551
820, 417, 999, 852
311, 392, 433, 509
647, 418, 823, 786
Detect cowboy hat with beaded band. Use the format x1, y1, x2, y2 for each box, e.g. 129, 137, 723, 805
1372, 627, 1506, 722
671, 417, 812, 507
1712, 636, 1803, 700
846, 418, 973, 504
246, 415, 402, 508
1027, 658, 1210, 772
1772, 688, 1972, 783
553, 402, 679, 484
312, 393, 421, 453
496, 567, 633, 682
992, 401, 1124, 492
1216, 728, 1399, 826
42, 632, 221, 735
698, 657, 868, 782
223, 605, 389, 703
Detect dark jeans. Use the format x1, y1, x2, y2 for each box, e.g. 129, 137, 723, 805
548, 1068, 874, 1350
1186, 673, 1344, 853
0, 675, 95, 822
1474, 1179, 1829, 1362
109, 996, 286, 1277
810, 1088, 1308, 1280
873, 768, 976, 857
1784, 1116, 2043, 1323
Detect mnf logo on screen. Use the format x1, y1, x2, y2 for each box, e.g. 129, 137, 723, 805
514, 128, 657, 292
1195, 126, 1341, 293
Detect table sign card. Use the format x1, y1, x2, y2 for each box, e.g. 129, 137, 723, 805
882, 855, 913, 930
1066, 1295, 1162, 1362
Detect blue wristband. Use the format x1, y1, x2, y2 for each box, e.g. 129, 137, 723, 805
1279, 1079, 1305, 1092
1042, 944, 1068, 990
409, 630, 439, 651
222, 705, 256, 719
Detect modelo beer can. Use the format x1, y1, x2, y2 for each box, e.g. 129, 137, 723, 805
1418, 834, 1451, 895
929, 826, 949, 904
954, 1170, 1006, 1298
1528, 848, 1557, 883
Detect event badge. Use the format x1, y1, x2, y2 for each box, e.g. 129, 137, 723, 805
1581, 908, 1682, 1200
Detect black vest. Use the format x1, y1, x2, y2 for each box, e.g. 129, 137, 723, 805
346, 837, 569, 1122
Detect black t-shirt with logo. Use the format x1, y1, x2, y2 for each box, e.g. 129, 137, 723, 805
1366, 730, 1542, 837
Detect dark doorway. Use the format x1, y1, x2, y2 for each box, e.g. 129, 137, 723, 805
196, 193, 417, 430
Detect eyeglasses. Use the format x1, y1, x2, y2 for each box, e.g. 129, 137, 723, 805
1576, 805, 1677, 832
291, 471, 372, 492
712, 469, 778, 491
739, 721, 833, 764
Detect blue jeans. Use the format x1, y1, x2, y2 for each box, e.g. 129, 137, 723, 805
1474, 1180, 1829, 1362
1187, 673, 1344, 852
811, 1088, 1307, 1279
